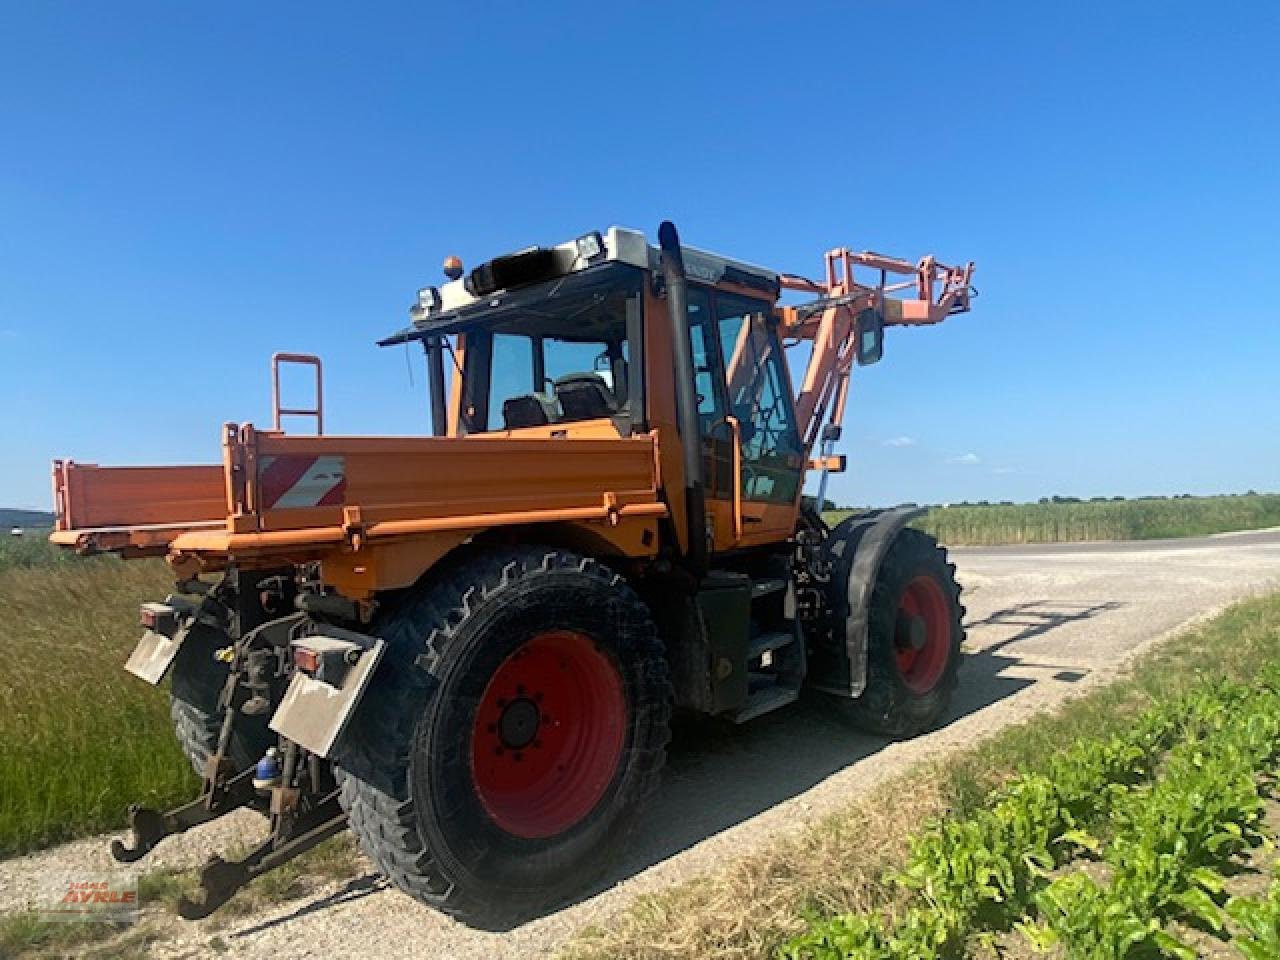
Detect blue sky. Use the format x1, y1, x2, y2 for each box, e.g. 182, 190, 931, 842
2, 1, 1277, 510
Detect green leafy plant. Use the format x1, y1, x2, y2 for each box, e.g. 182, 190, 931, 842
779, 675, 1280, 960
1227, 877, 1280, 960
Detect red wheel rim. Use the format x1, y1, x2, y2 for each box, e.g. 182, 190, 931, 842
469, 630, 626, 839
894, 575, 951, 694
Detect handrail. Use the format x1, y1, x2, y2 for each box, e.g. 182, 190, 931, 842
271, 353, 324, 434
727, 415, 743, 543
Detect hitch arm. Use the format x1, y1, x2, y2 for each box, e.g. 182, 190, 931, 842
110, 767, 257, 863
176, 791, 347, 920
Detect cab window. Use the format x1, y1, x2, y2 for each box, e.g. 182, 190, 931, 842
714, 294, 804, 504
460, 276, 639, 432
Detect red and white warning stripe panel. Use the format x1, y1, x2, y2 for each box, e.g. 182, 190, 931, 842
258, 455, 346, 509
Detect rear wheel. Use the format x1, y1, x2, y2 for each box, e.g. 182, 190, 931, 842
835, 528, 964, 737
332, 547, 671, 928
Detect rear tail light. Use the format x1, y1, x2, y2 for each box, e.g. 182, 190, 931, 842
293, 647, 321, 673
289, 635, 365, 685
139, 602, 178, 635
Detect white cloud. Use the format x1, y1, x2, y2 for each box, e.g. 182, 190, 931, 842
947, 452, 981, 465
882, 436, 916, 447
992, 466, 1016, 475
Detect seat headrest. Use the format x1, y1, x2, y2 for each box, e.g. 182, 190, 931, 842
502, 394, 550, 429
554, 374, 615, 421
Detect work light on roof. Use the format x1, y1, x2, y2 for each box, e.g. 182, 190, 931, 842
416, 286, 441, 311
574, 231, 604, 262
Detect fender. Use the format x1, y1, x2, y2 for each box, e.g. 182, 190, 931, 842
269, 626, 385, 758
124, 596, 204, 685
823, 505, 927, 697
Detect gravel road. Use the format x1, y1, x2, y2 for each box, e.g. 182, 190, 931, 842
3, 529, 1278, 959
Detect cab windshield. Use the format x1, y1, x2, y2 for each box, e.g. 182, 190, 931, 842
458, 267, 642, 433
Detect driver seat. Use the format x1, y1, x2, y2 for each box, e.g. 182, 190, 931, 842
554, 373, 617, 421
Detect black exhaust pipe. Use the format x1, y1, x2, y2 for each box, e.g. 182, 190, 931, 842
658, 221, 707, 579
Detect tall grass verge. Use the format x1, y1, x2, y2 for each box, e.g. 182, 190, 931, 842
0, 557, 193, 854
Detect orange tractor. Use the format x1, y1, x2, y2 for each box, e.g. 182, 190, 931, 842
50, 222, 974, 925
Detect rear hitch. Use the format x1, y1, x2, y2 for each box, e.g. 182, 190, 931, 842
113, 604, 355, 916
176, 789, 347, 919
110, 767, 257, 863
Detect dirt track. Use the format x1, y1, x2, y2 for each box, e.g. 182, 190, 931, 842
3, 529, 1279, 959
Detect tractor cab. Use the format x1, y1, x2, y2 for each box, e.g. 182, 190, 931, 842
378, 227, 809, 551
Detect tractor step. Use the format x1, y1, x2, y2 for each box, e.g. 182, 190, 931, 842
732, 684, 799, 723
747, 630, 798, 662
750, 577, 788, 599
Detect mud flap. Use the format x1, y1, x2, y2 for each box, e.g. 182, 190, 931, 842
124, 626, 185, 685
124, 600, 199, 685
269, 632, 385, 758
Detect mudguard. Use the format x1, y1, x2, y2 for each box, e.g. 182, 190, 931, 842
269, 626, 385, 758
124, 598, 201, 685
822, 505, 927, 697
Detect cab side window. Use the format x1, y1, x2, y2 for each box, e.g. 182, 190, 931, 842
715, 296, 803, 504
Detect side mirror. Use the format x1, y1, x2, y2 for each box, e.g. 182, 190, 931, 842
856, 308, 884, 366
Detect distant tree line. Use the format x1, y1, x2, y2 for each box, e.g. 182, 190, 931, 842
825, 491, 1273, 512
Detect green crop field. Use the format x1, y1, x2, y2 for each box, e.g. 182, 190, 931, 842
825, 492, 1280, 546
0, 538, 192, 855
783, 665, 1280, 958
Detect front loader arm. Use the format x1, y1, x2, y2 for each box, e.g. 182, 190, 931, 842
778, 247, 974, 451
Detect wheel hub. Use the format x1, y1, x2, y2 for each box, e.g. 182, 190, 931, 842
470, 629, 627, 839
893, 575, 951, 694
498, 698, 540, 750
896, 612, 929, 651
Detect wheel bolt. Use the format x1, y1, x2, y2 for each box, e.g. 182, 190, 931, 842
513, 752, 523, 762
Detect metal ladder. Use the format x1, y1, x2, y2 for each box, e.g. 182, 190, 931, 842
271, 352, 324, 434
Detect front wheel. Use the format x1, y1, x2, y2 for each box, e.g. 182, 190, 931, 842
837, 528, 965, 737
332, 547, 671, 928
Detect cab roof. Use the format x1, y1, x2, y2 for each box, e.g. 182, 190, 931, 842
378, 226, 778, 347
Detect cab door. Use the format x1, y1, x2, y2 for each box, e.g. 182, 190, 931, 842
687, 288, 806, 551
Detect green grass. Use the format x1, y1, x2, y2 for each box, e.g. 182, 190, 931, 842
825, 492, 1280, 546
0, 551, 194, 855
561, 591, 1280, 960
0, 531, 92, 571
0, 910, 147, 960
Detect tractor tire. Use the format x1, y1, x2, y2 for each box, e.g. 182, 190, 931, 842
168, 624, 274, 776
829, 527, 964, 738
331, 547, 672, 928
